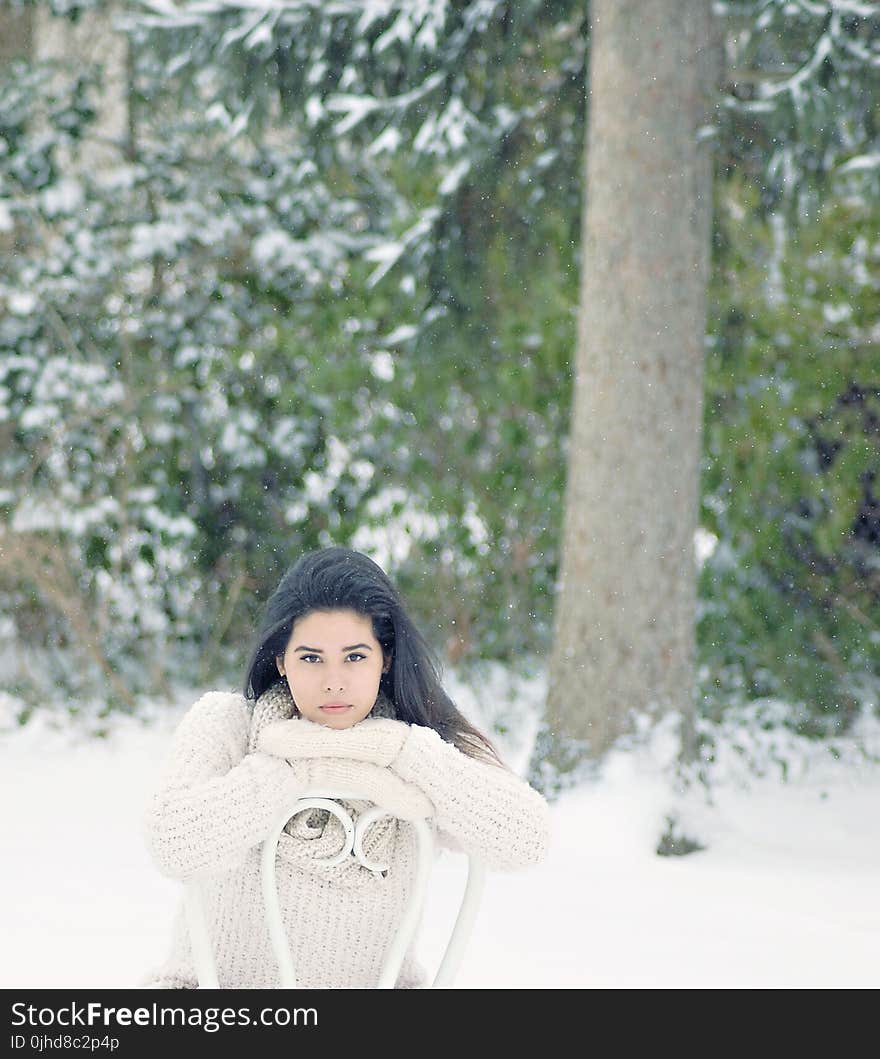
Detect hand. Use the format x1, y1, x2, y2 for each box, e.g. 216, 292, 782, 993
257, 715, 411, 767
307, 758, 433, 821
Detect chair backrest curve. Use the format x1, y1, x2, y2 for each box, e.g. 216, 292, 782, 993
184, 786, 486, 989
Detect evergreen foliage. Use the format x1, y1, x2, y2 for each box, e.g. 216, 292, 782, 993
702, 180, 880, 731
1, 0, 877, 741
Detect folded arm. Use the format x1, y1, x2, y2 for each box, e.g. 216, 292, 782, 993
144, 692, 311, 881
390, 725, 552, 872
258, 714, 552, 871
257, 715, 409, 766
258, 717, 432, 820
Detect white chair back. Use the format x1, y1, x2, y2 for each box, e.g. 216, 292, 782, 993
185, 787, 486, 988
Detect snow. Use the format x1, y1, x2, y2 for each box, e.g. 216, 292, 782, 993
40, 179, 84, 218
380, 324, 418, 345
1, 676, 879, 989
130, 220, 189, 260
352, 487, 443, 568
369, 350, 395, 381
838, 153, 880, 174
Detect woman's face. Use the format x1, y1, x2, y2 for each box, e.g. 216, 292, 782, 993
276, 608, 391, 729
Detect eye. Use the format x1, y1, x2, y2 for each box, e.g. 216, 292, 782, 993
297, 653, 366, 663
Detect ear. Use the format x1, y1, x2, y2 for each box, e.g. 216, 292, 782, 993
276, 656, 285, 677
382, 653, 392, 674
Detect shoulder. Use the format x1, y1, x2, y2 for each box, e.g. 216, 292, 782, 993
405, 723, 489, 759
175, 689, 252, 742
195, 688, 249, 710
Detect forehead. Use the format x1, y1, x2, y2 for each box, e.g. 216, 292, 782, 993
290, 608, 377, 645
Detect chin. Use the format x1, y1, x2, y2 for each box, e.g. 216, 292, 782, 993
312, 708, 368, 729
317, 713, 347, 726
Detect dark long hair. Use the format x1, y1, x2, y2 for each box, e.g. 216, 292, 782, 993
243, 547, 504, 767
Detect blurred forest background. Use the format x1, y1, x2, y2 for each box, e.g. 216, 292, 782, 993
1, 1, 878, 762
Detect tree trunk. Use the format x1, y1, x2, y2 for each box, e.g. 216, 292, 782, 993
530, 0, 719, 793
0, 6, 33, 62
34, 1, 130, 172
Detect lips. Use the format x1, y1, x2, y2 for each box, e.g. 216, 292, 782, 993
321, 703, 352, 711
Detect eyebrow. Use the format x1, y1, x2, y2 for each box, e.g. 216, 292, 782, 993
293, 644, 373, 653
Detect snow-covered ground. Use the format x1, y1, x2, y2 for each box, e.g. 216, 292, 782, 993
2, 669, 879, 989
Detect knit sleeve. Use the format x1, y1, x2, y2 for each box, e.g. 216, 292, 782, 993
258, 715, 409, 767
143, 691, 312, 882
388, 725, 552, 872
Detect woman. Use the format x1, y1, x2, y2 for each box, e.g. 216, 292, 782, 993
141, 546, 551, 988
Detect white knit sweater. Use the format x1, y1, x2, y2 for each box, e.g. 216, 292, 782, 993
140, 684, 551, 989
